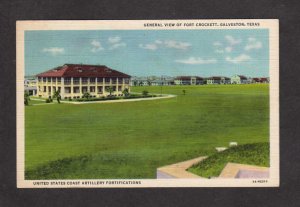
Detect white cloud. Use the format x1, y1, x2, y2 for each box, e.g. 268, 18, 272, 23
139, 39, 191, 51
108, 36, 121, 44
225, 35, 241, 45
225, 46, 233, 52
109, 42, 126, 50
164, 40, 191, 50
42, 47, 65, 55
245, 37, 262, 51
226, 54, 251, 64
139, 43, 158, 50
215, 49, 224, 54
213, 42, 222, 46
90, 40, 104, 52
175, 57, 217, 65
155, 40, 163, 44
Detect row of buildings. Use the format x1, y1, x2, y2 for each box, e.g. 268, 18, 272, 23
25, 63, 269, 99
130, 75, 269, 86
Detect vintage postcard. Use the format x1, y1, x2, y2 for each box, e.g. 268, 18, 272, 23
16, 19, 279, 188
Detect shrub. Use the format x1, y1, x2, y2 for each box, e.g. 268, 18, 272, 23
45, 98, 51, 103
142, 90, 149, 96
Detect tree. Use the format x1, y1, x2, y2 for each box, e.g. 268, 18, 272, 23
24, 91, 30, 105
106, 86, 114, 96
142, 90, 149, 97
82, 92, 91, 99
53, 90, 61, 103
122, 88, 130, 97
182, 90, 186, 95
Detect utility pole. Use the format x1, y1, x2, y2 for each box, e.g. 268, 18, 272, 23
160, 75, 163, 96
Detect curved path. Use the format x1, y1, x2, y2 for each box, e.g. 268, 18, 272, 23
31, 94, 176, 105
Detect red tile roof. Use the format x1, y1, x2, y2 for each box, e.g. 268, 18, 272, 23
252, 77, 269, 82
260, 77, 268, 81
208, 76, 230, 80
175, 76, 203, 80
36, 64, 131, 78
238, 75, 247, 79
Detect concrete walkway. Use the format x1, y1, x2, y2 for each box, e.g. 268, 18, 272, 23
31, 94, 176, 105
157, 156, 207, 179
219, 163, 269, 178
32, 103, 54, 106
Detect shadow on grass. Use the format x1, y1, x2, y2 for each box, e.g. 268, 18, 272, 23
25, 155, 91, 180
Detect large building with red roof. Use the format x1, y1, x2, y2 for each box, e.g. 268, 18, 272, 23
174, 76, 204, 85
36, 64, 131, 99
230, 75, 250, 84
207, 76, 231, 84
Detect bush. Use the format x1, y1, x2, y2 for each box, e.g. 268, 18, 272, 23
142, 90, 149, 96
45, 98, 51, 103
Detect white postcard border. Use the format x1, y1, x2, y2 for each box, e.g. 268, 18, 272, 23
16, 19, 279, 188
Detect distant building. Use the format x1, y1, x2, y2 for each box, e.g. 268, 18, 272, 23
130, 77, 150, 86
231, 75, 249, 84
36, 64, 131, 99
151, 79, 173, 86
207, 76, 230, 84
131, 76, 174, 86
174, 76, 204, 85
24, 76, 38, 96
252, 77, 269, 83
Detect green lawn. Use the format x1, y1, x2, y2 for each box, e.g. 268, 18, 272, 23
27, 99, 47, 105
187, 142, 269, 178
25, 84, 269, 179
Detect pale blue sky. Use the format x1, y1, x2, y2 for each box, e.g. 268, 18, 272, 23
25, 29, 269, 77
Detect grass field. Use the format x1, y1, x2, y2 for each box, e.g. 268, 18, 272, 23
25, 84, 269, 179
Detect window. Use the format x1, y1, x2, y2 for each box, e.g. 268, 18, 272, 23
73, 87, 80, 93
90, 86, 95, 92
118, 86, 122, 91
43, 86, 46, 92
97, 86, 103, 93
112, 86, 116, 91
43, 77, 46, 82
73, 77, 80, 85
52, 77, 56, 82
81, 86, 88, 93
105, 78, 110, 83
64, 78, 71, 85
124, 78, 129, 84
47, 77, 51, 82
90, 78, 95, 83
82, 77, 88, 84
97, 77, 103, 83
112, 78, 117, 84
57, 77, 61, 83
65, 87, 71, 93
118, 78, 123, 84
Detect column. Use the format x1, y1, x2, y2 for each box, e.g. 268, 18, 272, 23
71, 77, 74, 98
103, 77, 106, 96
95, 77, 98, 96
60, 77, 65, 99
79, 77, 82, 96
